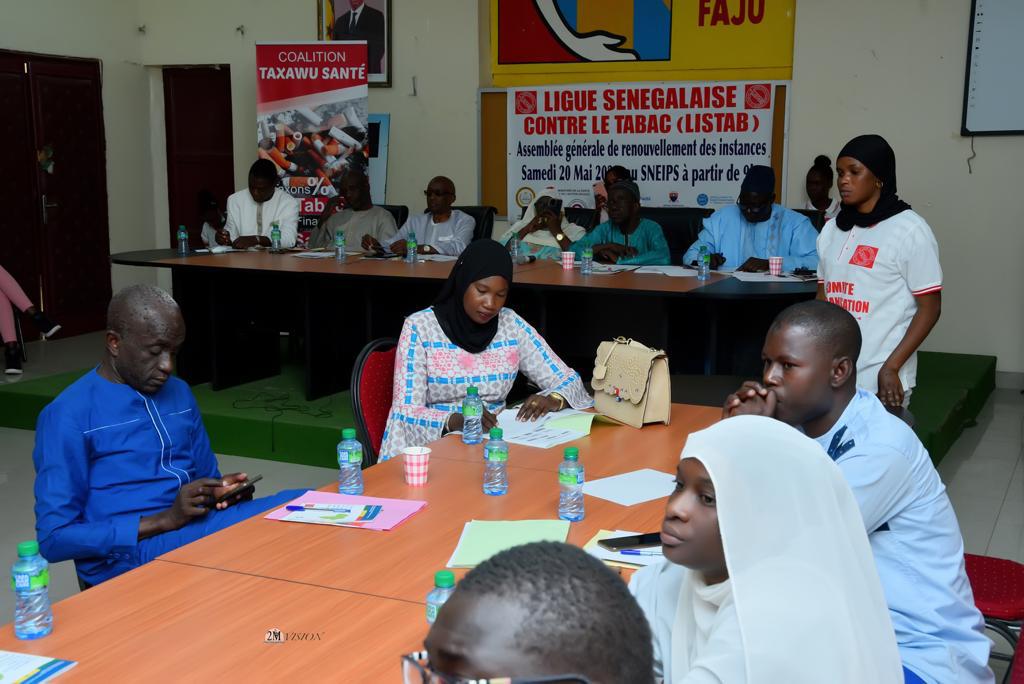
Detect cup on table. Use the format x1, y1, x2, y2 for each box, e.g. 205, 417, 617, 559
768, 256, 783, 276
403, 446, 431, 486
561, 251, 575, 270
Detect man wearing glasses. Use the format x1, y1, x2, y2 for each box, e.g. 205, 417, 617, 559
402, 542, 654, 684
381, 176, 475, 257
683, 165, 819, 272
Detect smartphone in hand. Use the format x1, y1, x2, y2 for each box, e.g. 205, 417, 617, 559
214, 474, 263, 506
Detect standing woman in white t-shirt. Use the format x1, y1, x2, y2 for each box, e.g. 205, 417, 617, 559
804, 155, 841, 221
817, 134, 942, 409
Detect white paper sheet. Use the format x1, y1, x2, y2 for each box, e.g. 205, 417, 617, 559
582, 468, 676, 506
635, 265, 698, 277
587, 263, 640, 274
586, 530, 666, 567
417, 254, 458, 262
496, 407, 589, 440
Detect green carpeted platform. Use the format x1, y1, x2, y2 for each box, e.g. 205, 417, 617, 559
0, 365, 352, 469
910, 351, 997, 464
0, 351, 996, 468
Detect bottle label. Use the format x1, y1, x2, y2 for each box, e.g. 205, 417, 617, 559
335, 233, 345, 247
559, 470, 583, 486
462, 403, 480, 418
11, 569, 49, 591
486, 448, 508, 463
426, 603, 438, 622
339, 447, 363, 465
583, 248, 593, 258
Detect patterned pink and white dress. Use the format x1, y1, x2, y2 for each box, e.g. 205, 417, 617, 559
379, 307, 593, 460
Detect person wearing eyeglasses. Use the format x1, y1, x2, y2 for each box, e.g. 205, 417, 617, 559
682, 165, 818, 272
403, 541, 654, 684
379, 176, 475, 257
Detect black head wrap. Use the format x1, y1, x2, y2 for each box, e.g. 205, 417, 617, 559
740, 165, 775, 194
432, 240, 513, 353
835, 135, 911, 230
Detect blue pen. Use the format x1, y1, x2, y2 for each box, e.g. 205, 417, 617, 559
620, 549, 663, 556
286, 504, 352, 512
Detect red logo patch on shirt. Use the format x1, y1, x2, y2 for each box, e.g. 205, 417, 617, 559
849, 245, 879, 269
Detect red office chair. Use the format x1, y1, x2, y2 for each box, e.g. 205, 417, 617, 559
350, 338, 397, 466
1009, 634, 1024, 684
965, 553, 1024, 679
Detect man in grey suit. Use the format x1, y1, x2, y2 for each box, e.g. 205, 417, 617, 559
333, 0, 386, 73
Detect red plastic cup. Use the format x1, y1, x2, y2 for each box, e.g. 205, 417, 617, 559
769, 256, 783, 276
402, 447, 431, 486
561, 251, 575, 270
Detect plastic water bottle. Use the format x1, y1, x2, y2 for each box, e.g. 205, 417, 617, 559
176, 225, 189, 255
581, 247, 594, 275
270, 221, 282, 252
508, 235, 520, 261
334, 230, 346, 261
11, 540, 53, 640
483, 427, 509, 495
558, 447, 585, 522
337, 428, 364, 495
426, 570, 456, 624
461, 386, 483, 445
697, 245, 710, 280
406, 232, 418, 264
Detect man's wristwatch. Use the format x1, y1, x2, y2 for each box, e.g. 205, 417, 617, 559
555, 233, 565, 242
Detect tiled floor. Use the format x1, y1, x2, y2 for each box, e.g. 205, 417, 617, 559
2, 333, 1023, 675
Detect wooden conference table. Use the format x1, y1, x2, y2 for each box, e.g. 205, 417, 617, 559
0, 403, 719, 680
112, 248, 816, 400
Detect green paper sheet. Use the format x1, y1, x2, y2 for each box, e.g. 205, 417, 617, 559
447, 519, 571, 568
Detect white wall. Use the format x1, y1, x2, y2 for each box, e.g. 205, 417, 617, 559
0, 0, 157, 293
787, 1, 1023, 373
137, 0, 481, 211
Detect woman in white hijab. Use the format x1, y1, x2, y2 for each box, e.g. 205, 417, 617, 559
498, 188, 587, 261
630, 415, 904, 684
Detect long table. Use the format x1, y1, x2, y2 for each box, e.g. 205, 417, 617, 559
0, 403, 720, 679
112, 249, 816, 399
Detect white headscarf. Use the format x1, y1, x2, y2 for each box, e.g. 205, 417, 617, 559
507, 188, 587, 247
670, 415, 903, 684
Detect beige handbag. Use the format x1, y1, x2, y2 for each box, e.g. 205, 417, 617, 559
591, 337, 671, 429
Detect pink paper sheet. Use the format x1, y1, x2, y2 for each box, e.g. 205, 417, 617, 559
264, 491, 427, 531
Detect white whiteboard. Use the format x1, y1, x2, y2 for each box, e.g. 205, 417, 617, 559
962, 0, 1024, 135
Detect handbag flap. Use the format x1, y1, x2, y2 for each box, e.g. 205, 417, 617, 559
592, 339, 663, 405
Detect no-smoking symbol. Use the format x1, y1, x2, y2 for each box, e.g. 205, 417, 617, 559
745, 84, 771, 109
515, 91, 537, 115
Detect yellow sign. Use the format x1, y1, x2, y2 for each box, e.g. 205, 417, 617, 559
490, 0, 794, 86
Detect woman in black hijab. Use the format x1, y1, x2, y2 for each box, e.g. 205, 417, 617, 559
817, 134, 942, 411
379, 240, 593, 460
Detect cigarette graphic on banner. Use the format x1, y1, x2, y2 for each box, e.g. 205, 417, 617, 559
256, 41, 370, 246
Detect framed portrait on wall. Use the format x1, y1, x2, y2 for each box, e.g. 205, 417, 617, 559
318, 0, 392, 87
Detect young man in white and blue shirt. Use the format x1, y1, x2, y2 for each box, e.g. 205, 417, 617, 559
724, 300, 992, 684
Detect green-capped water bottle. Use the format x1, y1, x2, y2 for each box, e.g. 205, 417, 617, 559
270, 221, 282, 252
334, 230, 346, 261
406, 232, 418, 264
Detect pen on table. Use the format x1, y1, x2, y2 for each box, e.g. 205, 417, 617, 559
620, 549, 663, 556
285, 504, 351, 512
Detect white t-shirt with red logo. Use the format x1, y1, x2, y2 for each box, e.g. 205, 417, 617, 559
817, 210, 942, 393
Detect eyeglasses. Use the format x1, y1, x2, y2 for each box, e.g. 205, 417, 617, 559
424, 189, 453, 197
401, 651, 593, 684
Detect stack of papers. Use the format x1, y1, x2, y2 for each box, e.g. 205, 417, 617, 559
584, 530, 665, 568
730, 271, 801, 282
496, 407, 606, 449
266, 492, 427, 531
586, 263, 640, 274
417, 254, 458, 262
448, 519, 570, 567
635, 265, 698, 277
583, 469, 676, 506
0, 651, 76, 683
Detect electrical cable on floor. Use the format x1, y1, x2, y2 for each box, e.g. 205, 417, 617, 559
231, 391, 335, 452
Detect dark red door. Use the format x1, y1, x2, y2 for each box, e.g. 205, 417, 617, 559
29, 58, 111, 335
0, 54, 43, 335
163, 66, 234, 246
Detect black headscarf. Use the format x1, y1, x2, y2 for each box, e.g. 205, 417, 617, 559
835, 134, 911, 231
432, 239, 513, 353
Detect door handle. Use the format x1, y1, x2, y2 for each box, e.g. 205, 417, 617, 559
41, 194, 58, 224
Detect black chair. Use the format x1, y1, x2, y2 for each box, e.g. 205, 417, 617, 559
14, 314, 27, 362
565, 207, 597, 231
452, 205, 497, 241
639, 207, 714, 265
379, 204, 409, 229
793, 207, 826, 232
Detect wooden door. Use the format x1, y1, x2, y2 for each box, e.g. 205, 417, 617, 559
29, 58, 111, 335
163, 66, 234, 246
0, 54, 43, 334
